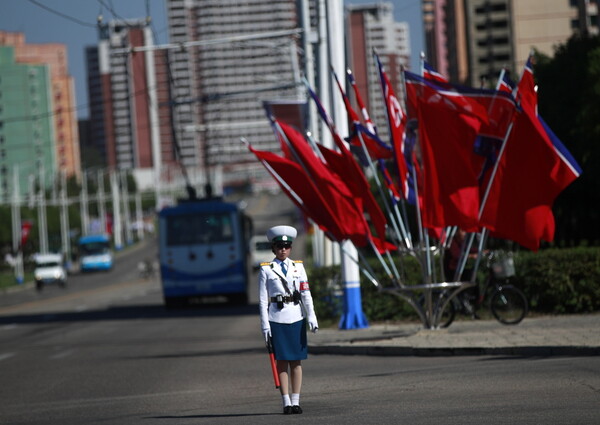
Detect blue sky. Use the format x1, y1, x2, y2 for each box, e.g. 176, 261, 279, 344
0, 0, 422, 119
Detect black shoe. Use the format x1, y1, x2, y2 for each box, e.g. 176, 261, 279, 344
283, 406, 293, 415
292, 405, 302, 414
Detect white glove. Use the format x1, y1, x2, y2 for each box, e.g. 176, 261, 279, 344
308, 318, 319, 333
263, 328, 271, 343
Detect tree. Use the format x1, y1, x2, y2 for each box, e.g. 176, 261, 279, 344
535, 34, 600, 246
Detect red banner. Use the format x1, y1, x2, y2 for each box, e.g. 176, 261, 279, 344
20, 221, 33, 247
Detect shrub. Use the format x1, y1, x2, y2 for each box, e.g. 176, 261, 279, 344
308, 247, 600, 324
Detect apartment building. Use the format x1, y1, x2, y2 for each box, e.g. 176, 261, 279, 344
86, 18, 176, 188
0, 31, 80, 195
0, 32, 80, 199
423, 0, 599, 86
166, 0, 311, 188
346, 2, 411, 143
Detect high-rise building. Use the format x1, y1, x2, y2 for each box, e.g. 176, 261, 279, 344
423, 0, 599, 86
346, 2, 411, 143
0, 31, 81, 189
510, 0, 598, 71
165, 0, 309, 190
86, 18, 175, 187
0, 31, 79, 199
423, 0, 469, 84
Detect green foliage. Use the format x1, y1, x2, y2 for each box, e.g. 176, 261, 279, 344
309, 247, 600, 325
514, 247, 600, 314
535, 34, 600, 246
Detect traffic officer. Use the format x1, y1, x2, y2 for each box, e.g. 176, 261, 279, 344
258, 225, 318, 415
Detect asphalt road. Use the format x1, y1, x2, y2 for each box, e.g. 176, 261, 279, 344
1, 193, 599, 424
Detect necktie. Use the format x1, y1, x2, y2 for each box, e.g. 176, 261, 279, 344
281, 262, 287, 276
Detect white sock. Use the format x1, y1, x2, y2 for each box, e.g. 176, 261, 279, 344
282, 394, 291, 407
291, 393, 300, 406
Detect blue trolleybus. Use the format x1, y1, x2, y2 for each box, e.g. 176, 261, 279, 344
78, 234, 114, 271
158, 198, 252, 308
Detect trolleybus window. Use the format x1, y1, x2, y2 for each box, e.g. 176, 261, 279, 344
166, 212, 234, 245
79, 240, 110, 255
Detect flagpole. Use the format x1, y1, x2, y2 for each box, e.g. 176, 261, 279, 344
347, 63, 412, 247
400, 74, 430, 286
353, 129, 410, 252
329, 69, 410, 251
455, 67, 510, 281
415, 55, 434, 286
303, 76, 403, 281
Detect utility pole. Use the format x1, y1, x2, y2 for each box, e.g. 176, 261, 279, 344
135, 191, 144, 241
143, 24, 162, 212
37, 165, 49, 254
317, 0, 334, 267
11, 166, 24, 283
110, 170, 123, 250
80, 171, 90, 236
329, 0, 368, 329
59, 170, 71, 266
121, 170, 133, 245
97, 169, 107, 236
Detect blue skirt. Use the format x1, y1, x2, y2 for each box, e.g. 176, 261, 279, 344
270, 320, 307, 361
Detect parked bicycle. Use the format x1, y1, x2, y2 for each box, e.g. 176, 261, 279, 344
432, 250, 528, 328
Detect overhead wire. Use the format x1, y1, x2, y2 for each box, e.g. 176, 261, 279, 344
26, 0, 97, 28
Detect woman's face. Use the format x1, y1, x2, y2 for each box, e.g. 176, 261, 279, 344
273, 241, 292, 261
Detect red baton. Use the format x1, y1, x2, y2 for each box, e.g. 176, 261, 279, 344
266, 337, 280, 388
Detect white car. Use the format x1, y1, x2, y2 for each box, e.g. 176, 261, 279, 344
33, 253, 67, 291
250, 235, 274, 269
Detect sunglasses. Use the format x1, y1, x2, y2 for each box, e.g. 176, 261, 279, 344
275, 242, 292, 249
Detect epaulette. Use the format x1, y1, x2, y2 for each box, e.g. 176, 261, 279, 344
260, 262, 271, 266
293, 260, 303, 264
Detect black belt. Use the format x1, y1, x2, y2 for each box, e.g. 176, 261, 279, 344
271, 296, 293, 304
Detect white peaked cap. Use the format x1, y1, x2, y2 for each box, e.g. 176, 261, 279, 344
266, 225, 297, 243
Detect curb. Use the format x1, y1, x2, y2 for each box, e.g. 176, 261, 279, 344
309, 345, 600, 357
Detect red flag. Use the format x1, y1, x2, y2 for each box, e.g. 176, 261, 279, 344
246, 143, 345, 241
275, 120, 371, 247
423, 61, 449, 84
479, 104, 579, 250
306, 81, 391, 251
480, 57, 581, 250
516, 55, 537, 112
317, 143, 391, 252
332, 69, 393, 160
20, 221, 33, 247
347, 69, 377, 133
375, 53, 409, 199
405, 71, 487, 231
472, 90, 516, 140
346, 125, 393, 160
406, 71, 489, 125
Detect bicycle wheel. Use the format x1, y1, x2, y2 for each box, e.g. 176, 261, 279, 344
490, 285, 528, 325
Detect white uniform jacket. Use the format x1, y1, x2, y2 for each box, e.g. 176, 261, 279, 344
258, 258, 318, 332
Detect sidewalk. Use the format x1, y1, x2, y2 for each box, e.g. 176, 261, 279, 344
309, 313, 600, 356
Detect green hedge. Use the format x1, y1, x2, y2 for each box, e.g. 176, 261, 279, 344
514, 247, 600, 314
308, 247, 600, 325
